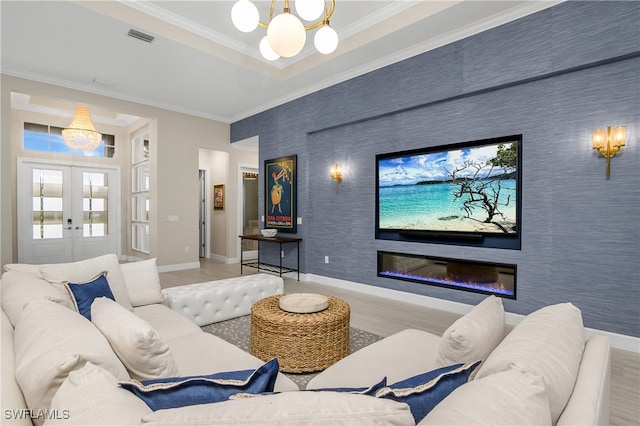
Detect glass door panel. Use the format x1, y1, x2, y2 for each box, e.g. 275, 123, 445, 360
31, 169, 65, 239
82, 172, 109, 237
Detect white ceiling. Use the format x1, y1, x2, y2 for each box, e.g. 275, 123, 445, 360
1, 1, 561, 124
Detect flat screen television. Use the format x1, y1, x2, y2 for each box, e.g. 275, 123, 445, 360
375, 135, 522, 249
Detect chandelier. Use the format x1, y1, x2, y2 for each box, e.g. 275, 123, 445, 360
231, 0, 338, 61
62, 105, 102, 150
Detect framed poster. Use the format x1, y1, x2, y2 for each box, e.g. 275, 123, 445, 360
264, 155, 296, 232
213, 184, 224, 210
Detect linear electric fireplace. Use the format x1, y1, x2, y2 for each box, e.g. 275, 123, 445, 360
378, 251, 516, 299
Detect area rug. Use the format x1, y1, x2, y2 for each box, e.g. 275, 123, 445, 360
202, 315, 382, 389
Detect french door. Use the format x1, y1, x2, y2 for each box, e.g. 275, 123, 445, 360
17, 159, 120, 264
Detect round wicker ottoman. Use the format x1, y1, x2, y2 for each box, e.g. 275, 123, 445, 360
250, 294, 350, 373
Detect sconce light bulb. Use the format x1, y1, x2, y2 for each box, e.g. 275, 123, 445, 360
613, 126, 626, 145
330, 163, 343, 182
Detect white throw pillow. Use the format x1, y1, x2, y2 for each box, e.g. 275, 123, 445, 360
47, 362, 152, 425
120, 258, 164, 306
91, 297, 179, 380
422, 364, 551, 425
475, 303, 585, 424
141, 391, 415, 425
40, 254, 133, 311
436, 295, 504, 373
0, 270, 73, 326
13, 300, 129, 425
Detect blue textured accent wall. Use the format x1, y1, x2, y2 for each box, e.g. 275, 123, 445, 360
232, 1, 640, 338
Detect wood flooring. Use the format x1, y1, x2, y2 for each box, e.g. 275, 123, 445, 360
159, 259, 640, 425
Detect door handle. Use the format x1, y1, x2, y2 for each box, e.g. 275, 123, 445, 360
75, 226, 81, 230
65, 226, 72, 230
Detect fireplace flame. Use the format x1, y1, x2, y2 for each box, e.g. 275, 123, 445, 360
379, 270, 514, 297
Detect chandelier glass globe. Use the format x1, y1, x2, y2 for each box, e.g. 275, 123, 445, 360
231, 0, 259, 33
314, 23, 338, 54
267, 12, 306, 58
295, 0, 325, 21
259, 36, 280, 61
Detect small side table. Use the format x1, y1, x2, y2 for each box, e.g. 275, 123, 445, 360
239, 235, 302, 281
250, 294, 350, 373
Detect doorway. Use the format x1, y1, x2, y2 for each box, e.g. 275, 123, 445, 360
240, 168, 259, 259
17, 159, 120, 264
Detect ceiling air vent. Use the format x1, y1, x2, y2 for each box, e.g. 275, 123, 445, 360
127, 29, 155, 43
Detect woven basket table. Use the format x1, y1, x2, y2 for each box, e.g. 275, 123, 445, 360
250, 294, 350, 373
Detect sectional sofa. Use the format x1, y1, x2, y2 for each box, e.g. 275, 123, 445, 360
1, 254, 610, 425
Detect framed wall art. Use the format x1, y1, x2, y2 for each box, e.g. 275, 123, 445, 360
213, 184, 224, 210
264, 155, 296, 232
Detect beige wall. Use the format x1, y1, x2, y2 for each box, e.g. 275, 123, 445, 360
0, 74, 240, 269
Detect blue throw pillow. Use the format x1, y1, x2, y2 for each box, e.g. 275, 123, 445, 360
376, 361, 481, 423
311, 376, 388, 396
119, 358, 280, 411
63, 273, 115, 320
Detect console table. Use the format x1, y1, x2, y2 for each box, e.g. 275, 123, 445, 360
239, 234, 302, 281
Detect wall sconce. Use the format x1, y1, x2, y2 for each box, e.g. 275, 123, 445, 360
329, 163, 342, 193
592, 126, 627, 178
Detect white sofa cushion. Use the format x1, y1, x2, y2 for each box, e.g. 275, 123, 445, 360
91, 297, 179, 380
120, 258, 164, 307
436, 295, 504, 373
2, 263, 43, 276
47, 362, 152, 425
140, 391, 415, 425
475, 302, 585, 424
0, 270, 73, 326
1, 309, 30, 426
40, 254, 133, 311
13, 300, 129, 424
422, 364, 551, 425
164, 332, 300, 392
133, 304, 202, 341
307, 329, 442, 390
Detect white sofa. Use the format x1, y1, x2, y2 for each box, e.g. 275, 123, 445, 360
1, 255, 415, 425
308, 295, 612, 425
1, 255, 610, 425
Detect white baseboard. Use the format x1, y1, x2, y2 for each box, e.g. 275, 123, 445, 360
208, 253, 227, 263
304, 273, 640, 353
156, 261, 201, 273
208, 253, 242, 264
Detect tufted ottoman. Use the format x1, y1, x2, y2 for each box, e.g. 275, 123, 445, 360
161, 274, 283, 326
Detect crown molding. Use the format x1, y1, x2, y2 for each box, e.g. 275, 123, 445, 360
3, 68, 233, 123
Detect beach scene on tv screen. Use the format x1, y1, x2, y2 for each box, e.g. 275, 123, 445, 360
378, 141, 518, 235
